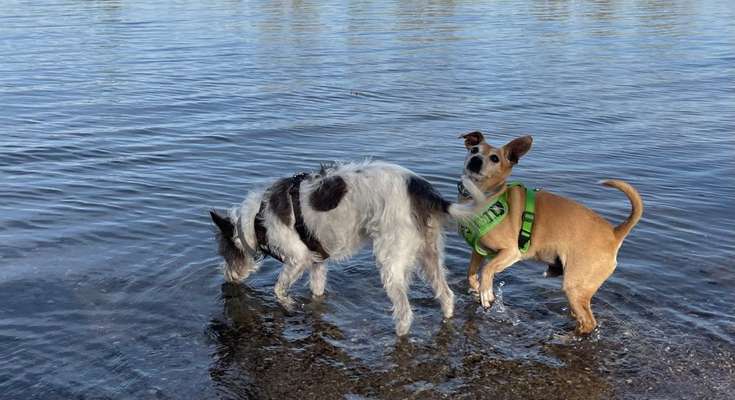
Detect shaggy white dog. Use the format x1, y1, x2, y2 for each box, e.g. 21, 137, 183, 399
210, 161, 477, 336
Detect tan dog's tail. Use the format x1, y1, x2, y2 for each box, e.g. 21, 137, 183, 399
600, 180, 643, 244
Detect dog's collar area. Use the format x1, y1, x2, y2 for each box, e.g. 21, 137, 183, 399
457, 180, 505, 200
457, 181, 472, 198
236, 215, 263, 262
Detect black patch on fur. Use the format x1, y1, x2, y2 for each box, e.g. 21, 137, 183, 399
546, 257, 564, 277
309, 175, 348, 212
210, 210, 246, 267
407, 176, 450, 229
268, 178, 294, 225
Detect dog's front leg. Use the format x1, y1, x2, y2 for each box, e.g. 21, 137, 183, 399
309, 262, 327, 298
467, 251, 484, 294
274, 261, 309, 310
478, 249, 520, 309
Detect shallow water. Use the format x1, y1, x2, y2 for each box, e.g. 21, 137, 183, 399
1, 0, 734, 398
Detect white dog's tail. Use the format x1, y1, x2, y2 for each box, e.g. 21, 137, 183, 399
406, 175, 484, 225
447, 202, 479, 221
446, 177, 487, 220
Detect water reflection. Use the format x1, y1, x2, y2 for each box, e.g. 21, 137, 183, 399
209, 283, 617, 398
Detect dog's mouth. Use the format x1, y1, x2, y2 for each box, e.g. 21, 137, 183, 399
464, 170, 485, 182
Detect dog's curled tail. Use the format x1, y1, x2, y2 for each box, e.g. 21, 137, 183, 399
599, 180, 643, 244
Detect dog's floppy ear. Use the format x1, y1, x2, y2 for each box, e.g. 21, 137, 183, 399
503, 135, 533, 164
210, 209, 235, 239
459, 131, 486, 148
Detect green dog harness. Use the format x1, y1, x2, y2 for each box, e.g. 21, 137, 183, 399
458, 182, 537, 257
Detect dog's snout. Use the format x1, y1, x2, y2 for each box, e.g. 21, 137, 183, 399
467, 156, 483, 173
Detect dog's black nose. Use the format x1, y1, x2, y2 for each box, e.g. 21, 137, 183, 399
467, 156, 483, 173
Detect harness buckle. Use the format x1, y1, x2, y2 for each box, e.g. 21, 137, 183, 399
519, 210, 534, 252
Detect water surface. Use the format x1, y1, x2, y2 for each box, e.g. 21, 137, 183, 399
1, 0, 734, 398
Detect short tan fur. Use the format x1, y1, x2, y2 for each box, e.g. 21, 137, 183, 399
459, 131, 643, 335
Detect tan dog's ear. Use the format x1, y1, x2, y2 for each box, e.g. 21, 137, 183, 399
459, 131, 485, 148
503, 135, 533, 164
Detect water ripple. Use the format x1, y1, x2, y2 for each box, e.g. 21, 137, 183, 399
1, 0, 734, 398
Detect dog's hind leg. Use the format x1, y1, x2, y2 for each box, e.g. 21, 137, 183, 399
309, 262, 327, 298
563, 257, 616, 335
564, 286, 596, 335
419, 224, 454, 319
274, 260, 310, 310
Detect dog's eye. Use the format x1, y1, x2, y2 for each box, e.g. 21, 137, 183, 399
490, 155, 500, 163
470, 147, 479, 154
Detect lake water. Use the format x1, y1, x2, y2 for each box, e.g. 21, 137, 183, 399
1, 0, 734, 398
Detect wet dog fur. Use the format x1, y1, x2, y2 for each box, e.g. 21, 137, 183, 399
459, 131, 643, 335
210, 161, 481, 336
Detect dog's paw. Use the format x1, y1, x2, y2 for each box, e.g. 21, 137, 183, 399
277, 295, 297, 311
440, 293, 454, 319
574, 323, 597, 337
479, 289, 495, 310
442, 303, 454, 319
395, 319, 412, 337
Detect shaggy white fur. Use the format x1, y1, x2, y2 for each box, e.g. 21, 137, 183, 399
213, 161, 479, 336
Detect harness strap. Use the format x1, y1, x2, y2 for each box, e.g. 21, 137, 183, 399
517, 186, 537, 253
253, 173, 331, 262
504, 182, 537, 253
289, 173, 330, 260
254, 201, 284, 262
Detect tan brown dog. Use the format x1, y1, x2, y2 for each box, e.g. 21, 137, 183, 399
458, 131, 643, 335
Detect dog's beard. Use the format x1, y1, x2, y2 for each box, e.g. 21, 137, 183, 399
222, 247, 260, 282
